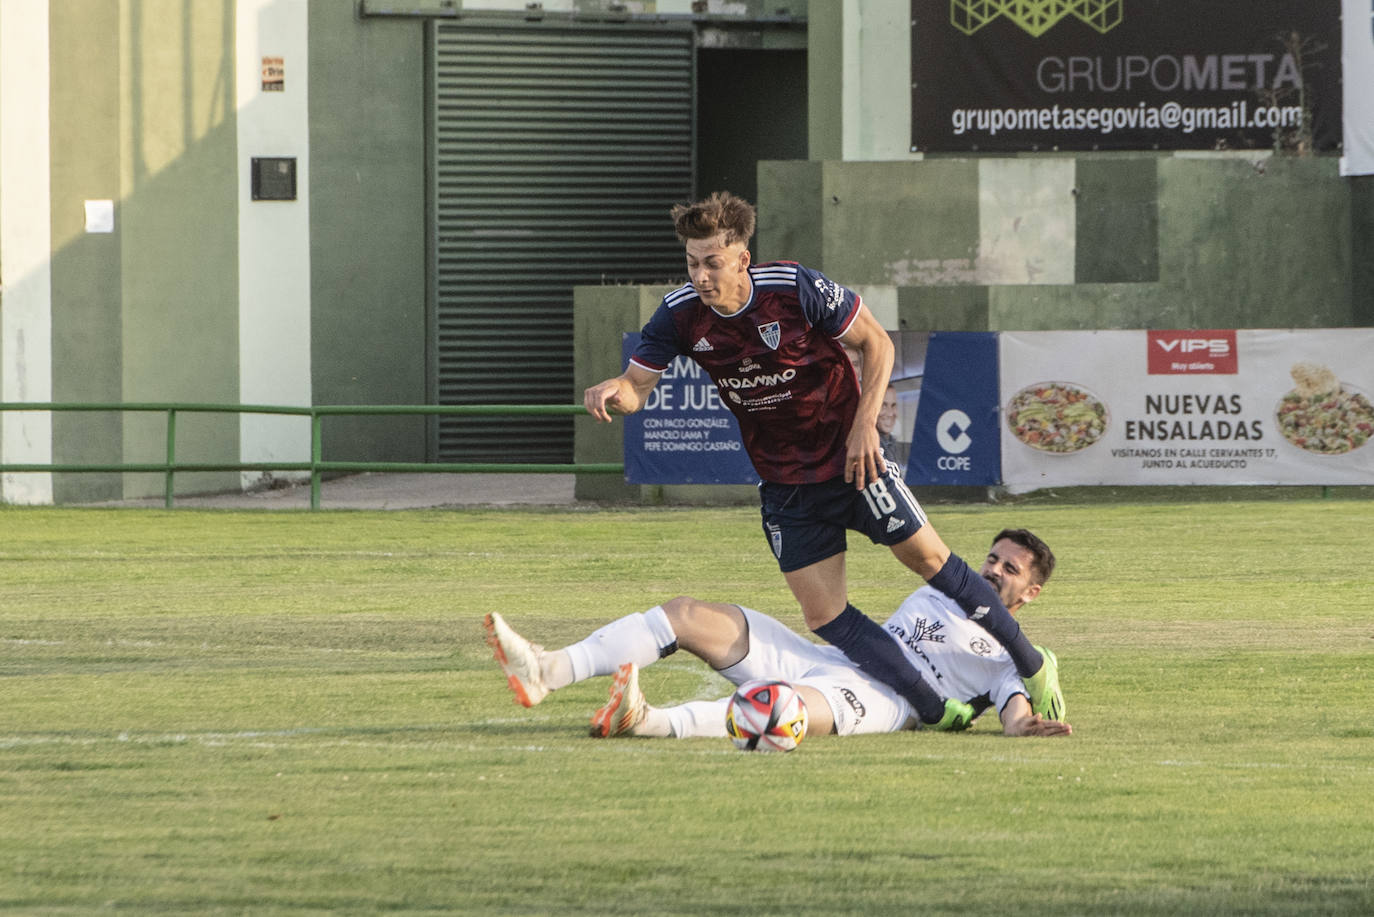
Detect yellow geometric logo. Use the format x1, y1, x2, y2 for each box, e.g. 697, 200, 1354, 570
950, 0, 1123, 37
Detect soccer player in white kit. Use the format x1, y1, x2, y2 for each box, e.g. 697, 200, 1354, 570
485, 529, 1072, 740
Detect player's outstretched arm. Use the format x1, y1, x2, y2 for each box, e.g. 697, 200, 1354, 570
1000, 694, 1073, 737
837, 305, 895, 489
583, 365, 660, 422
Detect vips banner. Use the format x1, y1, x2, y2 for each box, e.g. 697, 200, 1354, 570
906, 332, 1001, 486
911, 0, 1341, 153
999, 330, 1374, 487
1342, 0, 1374, 175
621, 334, 758, 485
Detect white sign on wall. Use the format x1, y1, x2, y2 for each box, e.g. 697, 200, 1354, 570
999, 330, 1374, 487
1343, 0, 1374, 175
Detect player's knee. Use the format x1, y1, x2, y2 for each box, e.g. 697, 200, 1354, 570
802, 602, 846, 632
662, 595, 715, 643
661, 595, 699, 628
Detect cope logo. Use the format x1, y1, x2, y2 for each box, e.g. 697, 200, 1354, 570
1147, 330, 1238, 375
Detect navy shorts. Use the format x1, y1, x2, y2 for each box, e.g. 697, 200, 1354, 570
758, 460, 929, 573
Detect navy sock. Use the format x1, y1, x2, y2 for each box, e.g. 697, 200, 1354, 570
928, 553, 1043, 677
813, 603, 947, 724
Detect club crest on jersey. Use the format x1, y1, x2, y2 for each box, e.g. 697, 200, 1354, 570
757, 321, 781, 350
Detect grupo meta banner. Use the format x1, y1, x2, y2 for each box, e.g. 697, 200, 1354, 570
911, 0, 1341, 153
999, 330, 1374, 487
1342, 0, 1374, 175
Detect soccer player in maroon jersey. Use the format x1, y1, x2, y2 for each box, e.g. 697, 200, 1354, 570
583, 192, 1061, 730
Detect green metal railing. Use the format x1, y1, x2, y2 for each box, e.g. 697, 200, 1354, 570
0, 402, 622, 509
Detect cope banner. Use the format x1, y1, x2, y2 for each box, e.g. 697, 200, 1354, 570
999, 329, 1374, 487
911, 0, 1341, 153
905, 332, 1001, 486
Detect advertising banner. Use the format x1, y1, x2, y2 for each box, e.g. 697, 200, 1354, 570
999, 330, 1374, 487
1342, 0, 1374, 175
906, 332, 1001, 486
621, 334, 759, 485
912, 0, 1341, 153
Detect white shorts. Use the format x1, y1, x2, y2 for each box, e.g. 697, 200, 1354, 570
718, 607, 916, 737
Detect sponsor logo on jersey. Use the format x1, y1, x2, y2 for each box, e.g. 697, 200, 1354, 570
892, 616, 947, 647
692, 337, 713, 352
969, 637, 994, 657
720, 368, 797, 390
886, 516, 905, 533
1147, 329, 1238, 375
838, 687, 867, 719
813, 277, 845, 312
738, 357, 761, 373
757, 321, 781, 350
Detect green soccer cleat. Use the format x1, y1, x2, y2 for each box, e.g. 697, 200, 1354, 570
927, 697, 975, 732
1023, 646, 1064, 721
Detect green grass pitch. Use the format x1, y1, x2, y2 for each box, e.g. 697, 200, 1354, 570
1, 495, 1372, 914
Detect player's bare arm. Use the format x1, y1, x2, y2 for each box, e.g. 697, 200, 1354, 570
999, 693, 1073, 737
838, 306, 896, 489
583, 364, 660, 423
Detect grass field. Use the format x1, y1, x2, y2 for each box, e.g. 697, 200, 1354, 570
2, 495, 1372, 915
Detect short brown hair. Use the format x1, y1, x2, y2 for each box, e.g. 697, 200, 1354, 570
670, 191, 756, 246
992, 528, 1056, 586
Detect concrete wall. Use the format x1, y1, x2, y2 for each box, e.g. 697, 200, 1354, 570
757, 154, 1359, 333
307, 1, 428, 462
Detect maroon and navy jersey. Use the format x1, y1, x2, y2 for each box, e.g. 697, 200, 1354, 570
629, 261, 864, 484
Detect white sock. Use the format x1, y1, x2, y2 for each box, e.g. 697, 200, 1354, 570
630, 705, 673, 738
560, 605, 677, 686
663, 699, 731, 739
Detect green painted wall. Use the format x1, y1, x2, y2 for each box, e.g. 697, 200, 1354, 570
1355, 177, 1374, 326
1075, 158, 1159, 284
1158, 156, 1350, 328
758, 155, 1361, 334
49, 0, 123, 502
117, 0, 240, 499
308, 1, 428, 462
45, 0, 240, 501
814, 160, 982, 284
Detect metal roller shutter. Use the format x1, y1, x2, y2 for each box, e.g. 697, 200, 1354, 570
431, 20, 694, 462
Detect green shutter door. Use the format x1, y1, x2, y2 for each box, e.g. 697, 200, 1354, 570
431, 21, 694, 462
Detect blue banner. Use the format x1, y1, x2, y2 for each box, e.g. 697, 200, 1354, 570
622, 334, 759, 485
906, 332, 1001, 485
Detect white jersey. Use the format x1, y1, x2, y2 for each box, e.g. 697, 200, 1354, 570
882, 585, 1027, 717
718, 586, 1027, 737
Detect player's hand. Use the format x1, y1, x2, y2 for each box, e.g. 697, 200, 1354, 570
583, 379, 625, 423
1019, 713, 1073, 737
843, 423, 884, 490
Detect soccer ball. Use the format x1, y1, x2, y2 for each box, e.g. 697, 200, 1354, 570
724, 680, 808, 753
